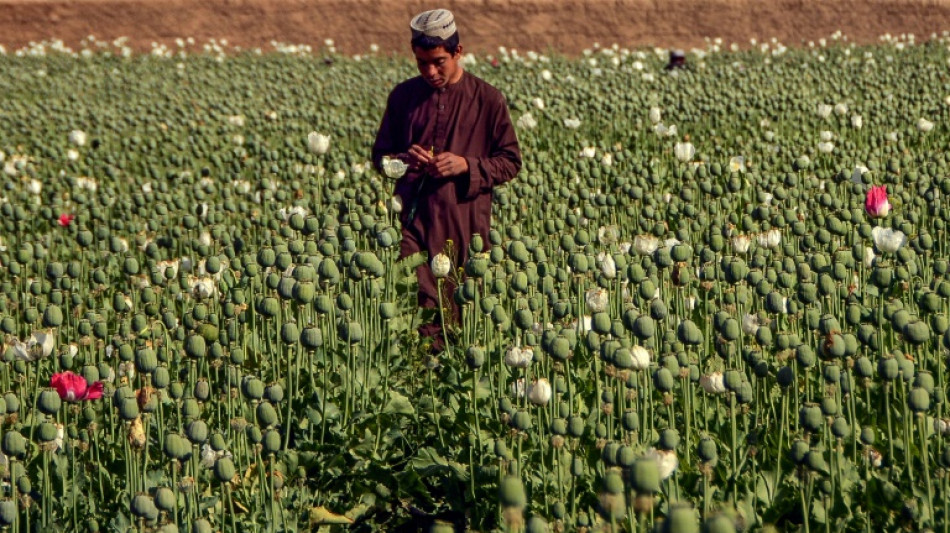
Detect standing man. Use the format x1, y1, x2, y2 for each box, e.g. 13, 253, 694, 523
373, 8, 522, 352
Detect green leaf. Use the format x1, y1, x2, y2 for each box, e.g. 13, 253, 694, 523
411, 446, 470, 481
383, 389, 416, 416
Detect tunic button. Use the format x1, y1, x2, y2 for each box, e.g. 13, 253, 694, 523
439, 104, 445, 110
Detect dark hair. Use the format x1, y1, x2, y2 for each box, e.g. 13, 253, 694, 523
411, 31, 460, 55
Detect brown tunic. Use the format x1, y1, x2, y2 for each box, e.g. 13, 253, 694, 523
373, 70, 521, 331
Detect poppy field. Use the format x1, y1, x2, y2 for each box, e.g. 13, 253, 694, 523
1, 33, 950, 532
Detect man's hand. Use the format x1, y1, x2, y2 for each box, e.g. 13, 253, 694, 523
405, 145, 433, 170
426, 153, 469, 179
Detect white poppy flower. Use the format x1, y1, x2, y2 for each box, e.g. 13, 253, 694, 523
381, 156, 409, 178
700, 372, 727, 394
307, 132, 330, 154
864, 247, 876, 267
563, 118, 581, 129
729, 156, 745, 173
532, 97, 545, 110
516, 113, 537, 130
67, 149, 80, 161
509, 378, 526, 399
191, 277, 217, 299
227, 115, 245, 127
644, 448, 678, 480
817, 104, 833, 118
834, 103, 849, 115
818, 141, 835, 154
634, 234, 660, 255
630, 345, 651, 370
851, 114, 863, 129
540, 69, 552, 81
580, 146, 596, 158
674, 142, 695, 162
741, 313, 760, 335
431, 253, 452, 278
601, 153, 613, 167
918, 118, 935, 133
389, 196, 403, 213
68, 129, 87, 146
585, 288, 609, 313
504, 346, 533, 368
527, 378, 552, 405
819, 130, 834, 142
598, 254, 617, 279
732, 235, 751, 254
871, 226, 907, 253
649, 106, 662, 124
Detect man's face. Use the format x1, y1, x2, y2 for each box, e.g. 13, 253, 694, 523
413, 45, 463, 89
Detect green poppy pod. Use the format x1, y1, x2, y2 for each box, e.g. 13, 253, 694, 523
662, 504, 699, 533
0, 500, 16, 526
12, 475, 29, 497
499, 476, 526, 508
909, 387, 930, 413
870, 266, 893, 288
629, 457, 660, 494
654, 368, 675, 392
525, 516, 549, 533
677, 320, 703, 346
878, 357, 899, 381
658, 429, 680, 450
338, 321, 363, 344
42, 305, 63, 328
723, 370, 743, 392
632, 316, 656, 340
163, 433, 191, 460
831, 417, 850, 439
154, 487, 176, 512
279, 323, 299, 345
36, 421, 58, 442
184, 334, 206, 358
263, 383, 284, 403
299, 327, 323, 350
569, 253, 589, 273
903, 320, 930, 345
603, 470, 625, 496
702, 514, 736, 533
257, 297, 281, 318
697, 437, 718, 463
465, 346, 485, 369
242, 377, 264, 400
131, 493, 159, 521
720, 318, 740, 341
116, 397, 139, 421
186, 420, 208, 444
212, 456, 236, 483
257, 401, 279, 427
135, 349, 158, 374
192, 519, 213, 533
37, 390, 62, 415
820, 397, 838, 417
800, 405, 824, 433
1, 431, 26, 459
153, 366, 170, 389
788, 439, 809, 465
568, 416, 585, 438
511, 410, 532, 431
805, 450, 829, 474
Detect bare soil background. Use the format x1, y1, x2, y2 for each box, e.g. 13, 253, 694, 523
1, 0, 950, 55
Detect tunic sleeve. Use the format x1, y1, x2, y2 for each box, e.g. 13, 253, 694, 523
461, 93, 522, 200
372, 90, 403, 174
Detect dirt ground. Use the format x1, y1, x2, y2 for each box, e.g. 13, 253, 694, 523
1, 0, 949, 55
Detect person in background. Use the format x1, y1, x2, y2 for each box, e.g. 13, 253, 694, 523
665, 49, 687, 70
372, 8, 522, 353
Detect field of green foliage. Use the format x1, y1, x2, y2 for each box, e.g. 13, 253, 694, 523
1, 33, 950, 532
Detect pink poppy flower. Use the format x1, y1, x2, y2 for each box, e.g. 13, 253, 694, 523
51, 371, 103, 402
865, 185, 890, 218
58, 213, 75, 227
